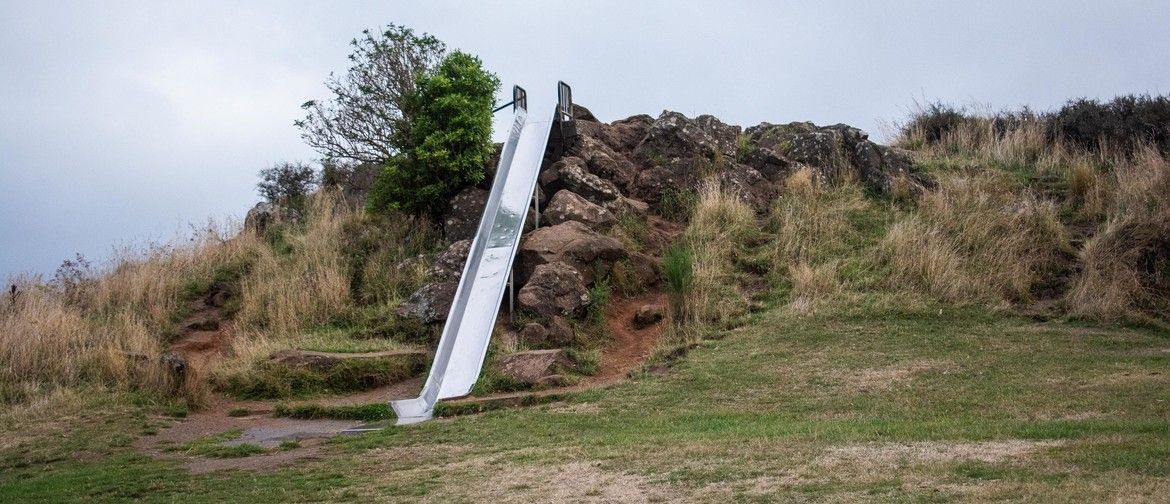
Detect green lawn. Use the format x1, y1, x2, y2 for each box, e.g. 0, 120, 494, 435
2, 307, 1168, 502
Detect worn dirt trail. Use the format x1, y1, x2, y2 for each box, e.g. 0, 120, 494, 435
138, 289, 668, 472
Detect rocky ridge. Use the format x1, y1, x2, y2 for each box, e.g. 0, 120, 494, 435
392, 105, 927, 385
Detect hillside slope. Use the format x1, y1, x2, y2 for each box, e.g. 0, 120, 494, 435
2, 95, 1169, 501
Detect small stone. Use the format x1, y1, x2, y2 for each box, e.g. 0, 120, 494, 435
632, 304, 665, 329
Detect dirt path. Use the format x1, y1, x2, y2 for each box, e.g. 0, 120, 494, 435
595, 291, 667, 382
139, 288, 668, 473
168, 284, 234, 374
443, 290, 668, 407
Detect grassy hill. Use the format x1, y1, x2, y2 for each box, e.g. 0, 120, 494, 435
1, 307, 1166, 501
1, 95, 1168, 501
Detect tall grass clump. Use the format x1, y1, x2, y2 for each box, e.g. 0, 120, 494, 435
767, 167, 883, 312
1067, 148, 1170, 320
661, 243, 694, 323
670, 179, 756, 333
884, 173, 1069, 304
1, 221, 264, 407
237, 193, 352, 336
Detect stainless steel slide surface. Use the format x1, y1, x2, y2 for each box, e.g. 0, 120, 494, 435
390, 98, 553, 425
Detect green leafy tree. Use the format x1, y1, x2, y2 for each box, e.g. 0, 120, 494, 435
368, 51, 500, 216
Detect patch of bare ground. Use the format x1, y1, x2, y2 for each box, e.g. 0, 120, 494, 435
444, 291, 667, 408
824, 359, 954, 393
396, 457, 680, 503
1087, 370, 1166, 387
598, 291, 668, 382
817, 439, 1065, 469
134, 377, 424, 473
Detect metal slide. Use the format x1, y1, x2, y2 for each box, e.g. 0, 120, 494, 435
390, 86, 555, 424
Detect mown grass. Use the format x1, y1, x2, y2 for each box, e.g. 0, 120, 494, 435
3, 305, 1165, 501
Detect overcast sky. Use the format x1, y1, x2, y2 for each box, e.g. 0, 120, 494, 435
2, 1, 1168, 279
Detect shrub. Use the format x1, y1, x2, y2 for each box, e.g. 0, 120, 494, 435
256, 162, 317, 209
367, 51, 500, 216
1051, 94, 1170, 155
901, 102, 976, 145
296, 25, 446, 165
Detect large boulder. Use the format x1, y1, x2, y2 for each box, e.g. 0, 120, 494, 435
583, 147, 639, 192
718, 163, 777, 213
575, 112, 653, 154
634, 111, 741, 163
431, 240, 472, 281
396, 281, 457, 324
741, 122, 929, 193
494, 349, 573, 386
572, 103, 599, 122
443, 187, 488, 241
517, 221, 627, 284
543, 190, 617, 230
517, 262, 591, 318
244, 202, 301, 234
547, 157, 625, 212
627, 251, 662, 287
519, 315, 575, 347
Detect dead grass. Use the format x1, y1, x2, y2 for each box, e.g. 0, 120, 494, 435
1068, 148, 1170, 320
661, 179, 756, 348
1, 190, 438, 409
237, 194, 351, 336
817, 439, 1065, 468
1, 220, 263, 406
884, 173, 1068, 304
897, 108, 1067, 174
787, 262, 842, 314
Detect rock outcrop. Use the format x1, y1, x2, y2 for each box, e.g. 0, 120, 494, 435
399, 105, 931, 330
517, 262, 591, 318
543, 190, 617, 230
396, 281, 457, 324
244, 202, 301, 234
741, 121, 929, 193
517, 221, 627, 284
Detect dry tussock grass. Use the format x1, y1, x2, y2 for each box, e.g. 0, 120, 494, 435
768, 168, 872, 312
1, 190, 437, 408
659, 178, 756, 349
885, 173, 1068, 304
238, 194, 351, 336
906, 112, 1170, 319
787, 262, 842, 314
900, 113, 1065, 172
682, 179, 756, 327
1068, 148, 1170, 319
1, 221, 262, 405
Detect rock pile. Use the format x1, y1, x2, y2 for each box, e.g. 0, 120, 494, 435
399, 106, 928, 382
